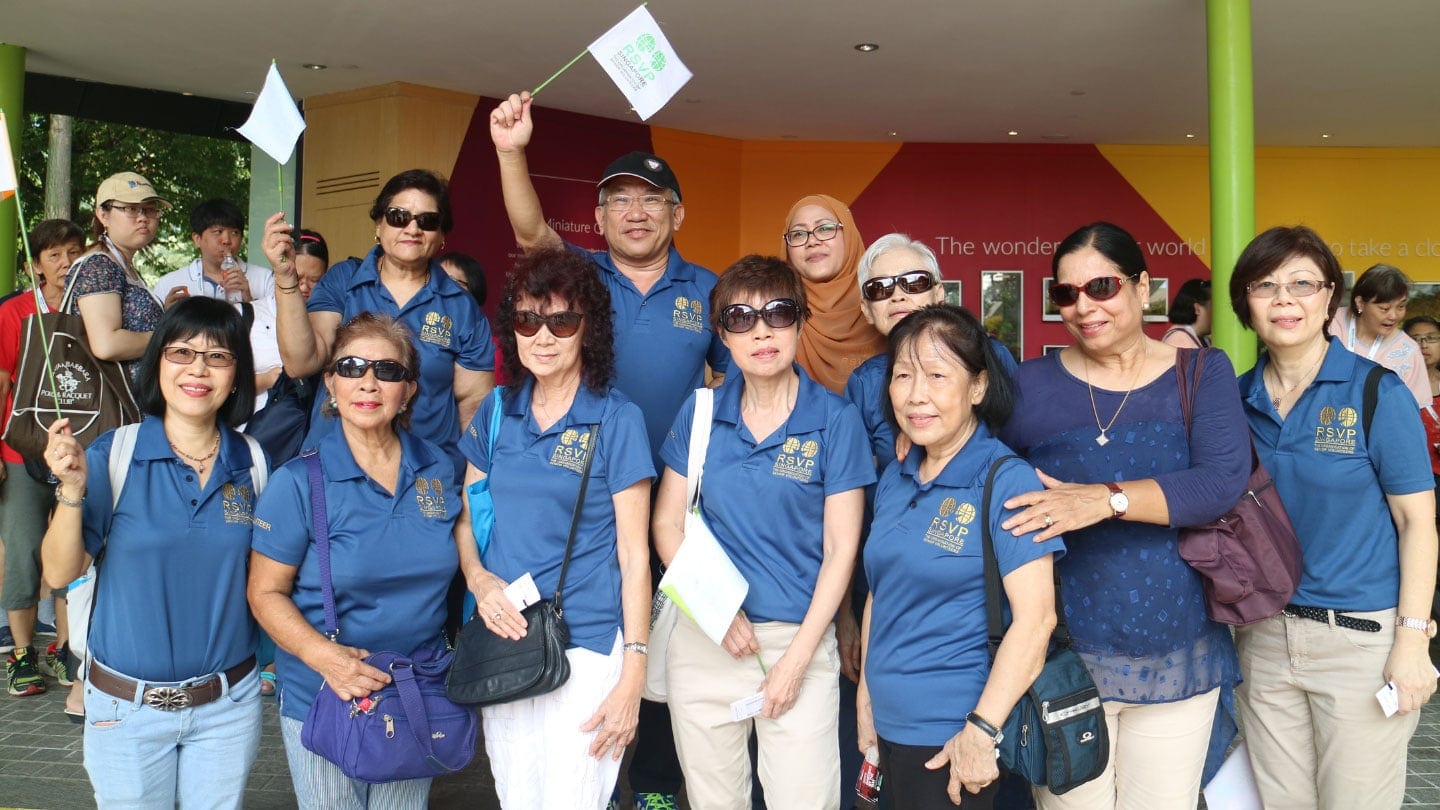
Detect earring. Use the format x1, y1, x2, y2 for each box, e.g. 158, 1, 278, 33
328, 396, 337, 409
399, 402, 408, 413
439, 241, 447, 251
374, 234, 380, 244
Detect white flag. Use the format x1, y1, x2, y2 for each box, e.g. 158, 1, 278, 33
0, 111, 17, 200
588, 5, 692, 121
237, 63, 307, 165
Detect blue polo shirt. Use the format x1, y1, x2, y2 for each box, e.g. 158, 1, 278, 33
570, 244, 731, 472
659, 368, 875, 624
1239, 336, 1433, 611
251, 427, 459, 721
865, 428, 1063, 746
305, 247, 495, 475
458, 381, 655, 654
81, 417, 265, 682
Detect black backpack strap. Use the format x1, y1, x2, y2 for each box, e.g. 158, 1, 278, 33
1362, 364, 1387, 440
239, 301, 255, 335
981, 455, 1071, 658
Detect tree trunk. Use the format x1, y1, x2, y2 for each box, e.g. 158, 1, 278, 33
43, 114, 73, 220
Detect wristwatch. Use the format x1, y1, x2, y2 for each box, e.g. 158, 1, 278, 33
622, 641, 649, 655
965, 711, 1004, 746
1396, 616, 1438, 638
1104, 482, 1129, 518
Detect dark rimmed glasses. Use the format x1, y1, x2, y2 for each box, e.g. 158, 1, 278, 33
783, 222, 843, 248
719, 299, 801, 334
383, 207, 443, 232
163, 346, 236, 368
105, 202, 163, 220
861, 270, 938, 302
514, 310, 584, 338
1048, 276, 1130, 308
1245, 279, 1328, 298
332, 356, 413, 383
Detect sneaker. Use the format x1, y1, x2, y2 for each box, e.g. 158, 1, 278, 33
634, 794, 679, 810
33, 621, 57, 638
0, 626, 12, 654
43, 641, 73, 686
7, 646, 46, 696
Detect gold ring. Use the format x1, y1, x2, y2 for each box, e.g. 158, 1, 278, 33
491, 611, 502, 621
1044, 514, 1054, 527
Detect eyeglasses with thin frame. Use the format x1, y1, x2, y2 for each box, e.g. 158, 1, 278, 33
603, 194, 673, 213
514, 310, 584, 338
783, 222, 843, 248
719, 298, 801, 334
1048, 275, 1130, 308
1245, 279, 1329, 299
382, 207, 443, 232
332, 356, 413, 383
162, 346, 236, 368
1410, 333, 1440, 346
105, 202, 163, 220
861, 270, 938, 302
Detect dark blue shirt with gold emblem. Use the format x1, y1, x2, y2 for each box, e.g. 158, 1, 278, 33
251, 427, 459, 721
459, 380, 655, 654
306, 246, 495, 476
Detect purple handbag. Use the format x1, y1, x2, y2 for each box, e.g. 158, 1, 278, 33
297, 450, 478, 783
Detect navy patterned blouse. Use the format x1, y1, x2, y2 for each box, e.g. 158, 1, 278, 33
65, 246, 163, 381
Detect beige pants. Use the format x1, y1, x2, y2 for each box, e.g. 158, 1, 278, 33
666, 613, 840, 810
1034, 687, 1219, 810
1237, 608, 1419, 810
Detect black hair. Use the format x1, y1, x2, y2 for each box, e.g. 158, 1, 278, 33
883, 304, 1016, 435
1403, 315, 1440, 334
189, 198, 246, 236
1168, 278, 1212, 326
295, 229, 329, 264
1052, 222, 1146, 280
1350, 263, 1411, 315
496, 249, 614, 395
135, 297, 256, 428
1229, 225, 1345, 332
438, 251, 488, 307
22, 219, 85, 270
368, 169, 455, 234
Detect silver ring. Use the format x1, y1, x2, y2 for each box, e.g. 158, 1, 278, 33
1044, 514, 1054, 527
491, 611, 502, 621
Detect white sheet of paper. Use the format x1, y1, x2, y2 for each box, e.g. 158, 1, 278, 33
1202, 740, 1263, 810
729, 692, 764, 723
503, 572, 541, 611
1377, 681, 1400, 717
659, 513, 749, 645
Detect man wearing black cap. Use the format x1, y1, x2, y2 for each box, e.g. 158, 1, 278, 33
490, 91, 728, 810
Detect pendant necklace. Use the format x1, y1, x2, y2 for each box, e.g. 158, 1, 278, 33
1265, 344, 1327, 410
170, 432, 221, 475
1084, 340, 1147, 447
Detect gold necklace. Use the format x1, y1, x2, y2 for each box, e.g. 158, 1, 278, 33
169, 432, 221, 475
1265, 344, 1327, 410
1084, 340, 1147, 447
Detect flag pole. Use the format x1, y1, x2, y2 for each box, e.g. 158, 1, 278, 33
531, 47, 589, 97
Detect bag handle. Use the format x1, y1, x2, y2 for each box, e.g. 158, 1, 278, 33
685, 388, 714, 512
981, 455, 1072, 657
301, 449, 339, 640
552, 423, 600, 617
389, 657, 468, 772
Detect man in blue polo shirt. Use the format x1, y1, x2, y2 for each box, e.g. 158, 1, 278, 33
491, 90, 729, 810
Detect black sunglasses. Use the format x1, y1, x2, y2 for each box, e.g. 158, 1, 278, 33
719, 299, 801, 334
1048, 276, 1130, 308
514, 310, 584, 338
383, 207, 443, 232
332, 356, 412, 383
861, 270, 938, 302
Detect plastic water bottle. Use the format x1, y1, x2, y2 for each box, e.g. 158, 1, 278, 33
221, 253, 243, 303
856, 745, 882, 807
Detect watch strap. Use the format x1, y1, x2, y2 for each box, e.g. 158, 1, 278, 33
966, 711, 1004, 745
1397, 615, 1437, 637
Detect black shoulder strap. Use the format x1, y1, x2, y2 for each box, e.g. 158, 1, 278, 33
239, 301, 255, 335
553, 423, 600, 616
1362, 364, 1387, 440
981, 455, 1070, 658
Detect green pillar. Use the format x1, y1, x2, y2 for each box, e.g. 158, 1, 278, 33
1206, 1, 1257, 369
0, 44, 24, 295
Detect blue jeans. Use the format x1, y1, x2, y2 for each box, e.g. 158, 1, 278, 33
82, 664, 262, 809
279, 716, 432, 810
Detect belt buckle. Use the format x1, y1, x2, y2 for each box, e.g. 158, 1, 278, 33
143, 686, 193, 711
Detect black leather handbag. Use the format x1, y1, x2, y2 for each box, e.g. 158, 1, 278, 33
446, 423, 599, 706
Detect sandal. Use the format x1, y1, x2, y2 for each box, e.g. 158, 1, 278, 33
259, 669, 276, 697
64, 705, 84, 724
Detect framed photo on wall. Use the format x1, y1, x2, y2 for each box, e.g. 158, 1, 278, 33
1144, 277, 1170, 323
980, 270, 1024, 361
1041, 279, 1063, 322
1341, 270, 1356, 308
1409, 281, 1440, 319
1043, 344, 1067, 357
942, 280, 962, 307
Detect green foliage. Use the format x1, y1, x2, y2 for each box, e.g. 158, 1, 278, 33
17, 113, 250, 282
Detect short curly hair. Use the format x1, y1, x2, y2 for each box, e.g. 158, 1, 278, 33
496, 249, 614, 396
320, 312, 421, 431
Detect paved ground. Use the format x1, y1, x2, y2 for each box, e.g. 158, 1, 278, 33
1, 653, 1438, 809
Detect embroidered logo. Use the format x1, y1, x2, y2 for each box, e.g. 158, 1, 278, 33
924, 497, 975, 553
550, 428, 594, 474
38, 361, 97, 408
419, 311, 454, 347
415, 477, 448, 519
221, 482, 256, 525
1314, 403, 1359, 455
672, 295, 705, 334
772, 436, 817, 482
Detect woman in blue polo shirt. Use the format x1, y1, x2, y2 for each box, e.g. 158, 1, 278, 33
458, 249, 654, 809
1229, 226, 1438, 809
259, 169, 495, 476
40, 297, 263, 808
858, 305, 1061, 809
249, 313, 459, 809
654, 255, 874, 810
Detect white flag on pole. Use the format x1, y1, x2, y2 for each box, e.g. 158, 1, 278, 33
237, 63, 307, 164
588, 5, 693, 121
0, 111, 18, 200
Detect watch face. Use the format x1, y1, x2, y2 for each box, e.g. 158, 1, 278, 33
1110, 491, 1129, 513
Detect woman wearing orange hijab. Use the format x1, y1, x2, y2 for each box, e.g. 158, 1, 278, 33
783, 195, 887, 393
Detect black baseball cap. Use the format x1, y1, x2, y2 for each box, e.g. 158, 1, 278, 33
597, 152, 681, 202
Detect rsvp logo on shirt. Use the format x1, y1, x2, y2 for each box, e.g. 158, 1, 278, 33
550, 428, 594, 474
672, 295, 706, 334
420, 311, 454, 348
415, 477, 448, 519
221, 483, 256, 525
772, 437, 819, 482
1314, 405, 1360, 455
924, 497, 976, 553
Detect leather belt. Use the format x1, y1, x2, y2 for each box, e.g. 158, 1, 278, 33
89, 655, 257, 711
1282, 604, 1382, 633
